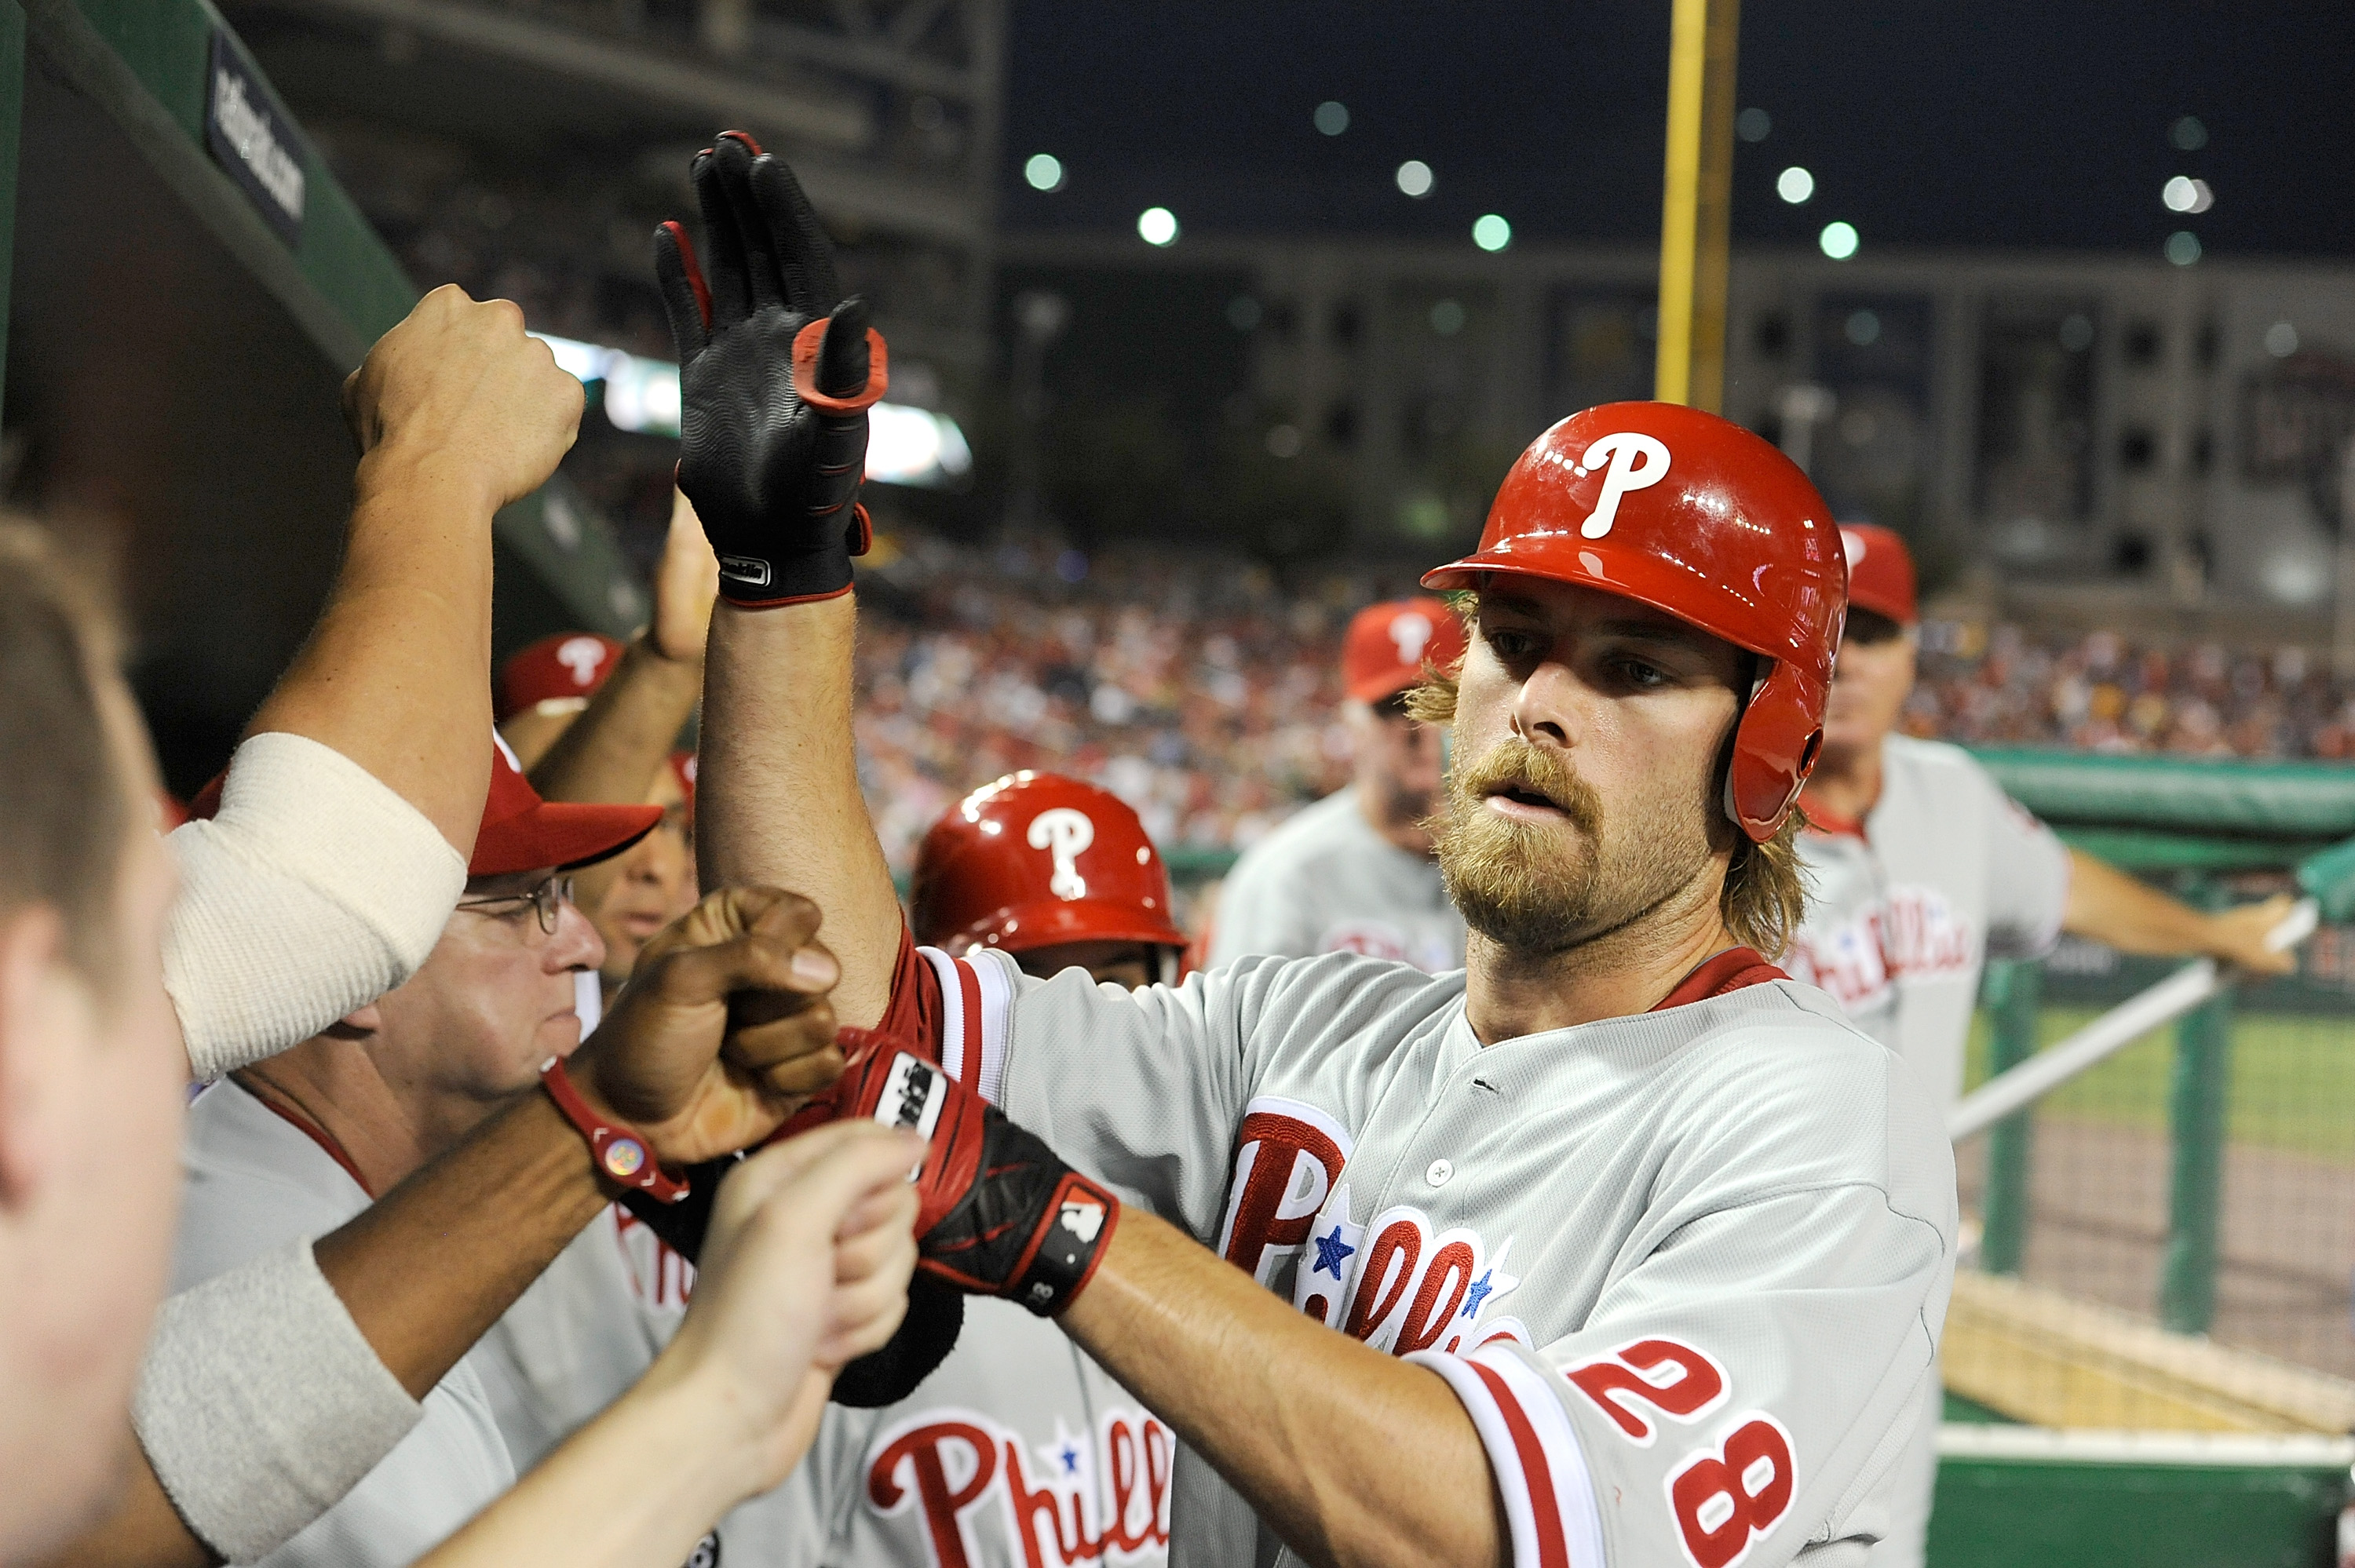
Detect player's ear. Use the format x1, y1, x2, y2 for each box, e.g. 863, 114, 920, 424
329, 1001, 385, 1037
0, 904, 75, 1209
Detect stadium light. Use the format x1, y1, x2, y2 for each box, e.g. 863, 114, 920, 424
1472, 213, 1511, 252
1137, 206, 1179, 246
1776, 166, 1813, 204
533, 333, 973, 488
1818, 221, 1859, 260
2162, 175, 2214, 214
2164, 231, 2201, 266
1024, 153, 1066, 192
1313, 100, 1349, 136
1395, 159, 1433, 198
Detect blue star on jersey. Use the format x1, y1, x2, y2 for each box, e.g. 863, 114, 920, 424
1459, 1268, 1496, 1319
1312, 1225, 1356, 1278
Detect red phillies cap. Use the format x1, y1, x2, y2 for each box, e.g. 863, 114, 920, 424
1342, 598, 1468, 704
473, 733, 663, 875
1838, 524, 1917, 626
498, 633, 625, 723
188, 734, 660, 877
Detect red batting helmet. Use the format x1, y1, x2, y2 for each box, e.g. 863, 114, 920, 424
1422, 402, 1846, 841
911, 772, 1188, 961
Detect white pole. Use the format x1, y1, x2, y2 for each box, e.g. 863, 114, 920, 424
1948, 899, 2319, 1143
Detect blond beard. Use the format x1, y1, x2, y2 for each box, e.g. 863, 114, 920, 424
1430, 735, 1715, 957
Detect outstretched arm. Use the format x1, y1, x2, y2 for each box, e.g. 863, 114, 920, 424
164, 289, 586, 1081
645, 131, 902, 1024
529, 490, 718, 808
40, 889, 849, 1568
2063, 851, 2298, 974
1065, 1214, 1506, 1568
257, 284, 583, 857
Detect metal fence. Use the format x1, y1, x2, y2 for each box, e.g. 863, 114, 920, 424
1952, 902, 2355, 1431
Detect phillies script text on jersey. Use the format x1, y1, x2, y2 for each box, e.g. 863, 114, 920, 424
1789, 735, 2071, 1125
885, 938, 1956, 1568
864, 1402, 1172, 1568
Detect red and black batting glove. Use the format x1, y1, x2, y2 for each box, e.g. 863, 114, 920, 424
653, 131, 886, 608
831, 1026, 1119, 1317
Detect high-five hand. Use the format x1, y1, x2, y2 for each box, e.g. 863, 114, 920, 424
655, 132, 886, 608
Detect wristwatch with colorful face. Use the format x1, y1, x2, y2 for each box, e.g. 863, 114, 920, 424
540, 1056, 690, 1204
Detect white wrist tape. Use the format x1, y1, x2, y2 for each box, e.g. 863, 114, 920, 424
163, 732, 466, 1080
133, 1239, 423, 1563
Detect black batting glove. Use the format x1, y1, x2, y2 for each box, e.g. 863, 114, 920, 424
826, 1029, 1121, 1317
654, 131, 885, 607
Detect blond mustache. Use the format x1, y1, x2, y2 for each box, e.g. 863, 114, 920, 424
1442, 736, 1603, 834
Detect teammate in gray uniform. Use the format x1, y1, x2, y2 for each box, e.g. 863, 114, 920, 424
784, 772, 1188, 1568
1788, 523, 2295, 1118
1208, 598, 1467, 972
1785, 523, 2296, 1568
655, 150, 1956, 1566
171, 737, 658, 1567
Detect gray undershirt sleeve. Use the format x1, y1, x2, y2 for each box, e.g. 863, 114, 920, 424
132, 1238, 422, 1563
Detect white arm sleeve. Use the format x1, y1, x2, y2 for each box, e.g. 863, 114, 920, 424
132, 1238, 423, 1563
163, 731, 466, 1080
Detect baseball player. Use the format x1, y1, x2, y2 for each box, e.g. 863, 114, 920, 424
768, 773, 1187, 1567
170, 735, 659, 1567
1788, 523, 2296, 1118
1207, 599, 1468, 972
657, 140, 1955, 1566
1784, 523, 2297, 1568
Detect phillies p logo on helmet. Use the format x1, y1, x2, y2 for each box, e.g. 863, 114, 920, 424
1027, 808, 1096, 901
1575, 432, 1672, 538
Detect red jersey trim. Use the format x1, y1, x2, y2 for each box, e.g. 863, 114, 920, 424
1652, 947, 1787, 1011
247, 1085, 374, 1199
1470, 1358, 1573, 1568
889, 926, 1013, 1103
1795, 793, 1869, 840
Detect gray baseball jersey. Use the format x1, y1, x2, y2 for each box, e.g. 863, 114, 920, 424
780, 1297, 1172, 1568
1784, 735, 2072, 1119
1207, 787, 1466, 972
173, 1080, 517, 1568
887, 936, 1956, 1568
476, 1198, 840, 1566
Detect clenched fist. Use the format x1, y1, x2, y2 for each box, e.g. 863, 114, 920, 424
343, 283, 585, 517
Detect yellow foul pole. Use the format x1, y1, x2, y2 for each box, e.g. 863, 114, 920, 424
1654, 0, 1741, 411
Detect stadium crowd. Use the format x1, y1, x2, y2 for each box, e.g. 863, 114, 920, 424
1910, 622, 2355, 760
853, 534, 1426, 869
845, 534, 2355, 886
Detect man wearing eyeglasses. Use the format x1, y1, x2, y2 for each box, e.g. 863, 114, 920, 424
169, 736, 662, 1568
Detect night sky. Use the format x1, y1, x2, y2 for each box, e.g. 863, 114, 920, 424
999, 2, 2355, 259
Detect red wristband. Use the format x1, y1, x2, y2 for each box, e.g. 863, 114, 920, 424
541, 1058, 689, 1204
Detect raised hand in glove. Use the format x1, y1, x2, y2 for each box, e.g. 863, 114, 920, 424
827, 1026, 1120, 1317
654, 131, 886, 607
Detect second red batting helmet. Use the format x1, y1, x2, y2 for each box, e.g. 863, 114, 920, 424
1422, 401, 1846, 841
912, 772, 1188, 958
